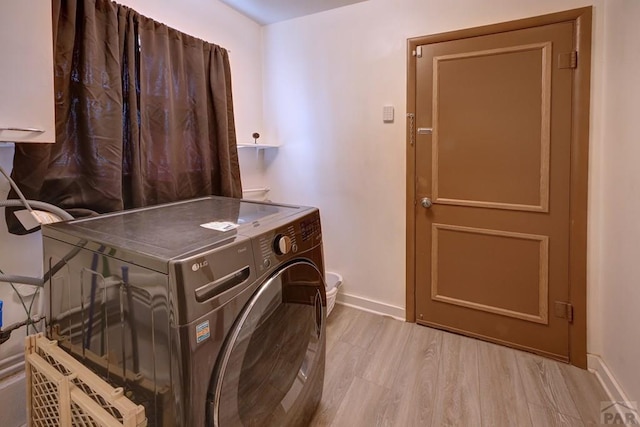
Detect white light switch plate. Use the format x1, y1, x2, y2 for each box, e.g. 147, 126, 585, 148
383, 105, 394, 123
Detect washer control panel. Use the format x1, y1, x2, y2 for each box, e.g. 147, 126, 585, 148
300, 215, 321, 242
253, 210, 322, 276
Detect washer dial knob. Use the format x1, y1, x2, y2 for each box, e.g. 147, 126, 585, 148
274, 234, 292, 255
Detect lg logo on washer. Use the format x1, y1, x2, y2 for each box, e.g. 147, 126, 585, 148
192, 260, 209, 272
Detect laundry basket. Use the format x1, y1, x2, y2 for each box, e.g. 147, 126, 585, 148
325, 272, 343, 316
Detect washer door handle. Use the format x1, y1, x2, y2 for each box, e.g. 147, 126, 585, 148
314, 289, 323, 338
194, 266, 250, 302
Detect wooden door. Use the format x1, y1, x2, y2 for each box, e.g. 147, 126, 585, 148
408, 10, 592, 363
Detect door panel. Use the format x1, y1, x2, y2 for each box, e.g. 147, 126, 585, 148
434, 43, 551, 212
414, 21, 575, 360
432, 224, 549, 324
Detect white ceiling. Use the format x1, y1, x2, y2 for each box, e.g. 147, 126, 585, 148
219, 0, 368, 25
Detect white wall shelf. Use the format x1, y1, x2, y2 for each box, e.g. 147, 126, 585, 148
242, 187, 270, 194
242, 187, 270, 202
237, 143, 279, 150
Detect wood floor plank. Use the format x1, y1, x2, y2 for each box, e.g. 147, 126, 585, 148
431, 332, 482, 427
477, 341, 532, 427
528, 403, 585, 427
310, 340, 365, 426
517, 351, 581, 418
325, 303, 355, 353
361, 316, 413, 388
315, 306, 607, 427
384, 325, 442, 427
338, 308, 385, 350
558, 363, 610, 425
330, 377, 394, 427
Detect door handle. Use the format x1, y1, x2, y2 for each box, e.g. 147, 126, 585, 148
0, 127, 45, 133
421, 197, 433, 208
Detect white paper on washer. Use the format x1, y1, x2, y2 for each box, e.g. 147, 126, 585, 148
200, 221, 239, 232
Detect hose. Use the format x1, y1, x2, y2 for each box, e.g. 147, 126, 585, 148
0, 274, 44, 287
0, 162, 73, 220
0, 164, 33, 213
0, 201, 72, 287
0, 199, 74, 221
0, 164, 74, 325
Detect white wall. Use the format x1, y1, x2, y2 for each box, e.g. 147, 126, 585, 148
0, 145, 46, 427
262, 0, 601, 318
0, 1, 265, 425
599, 0, 640, 404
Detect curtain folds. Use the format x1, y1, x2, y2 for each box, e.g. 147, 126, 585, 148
6, 0, 241, 234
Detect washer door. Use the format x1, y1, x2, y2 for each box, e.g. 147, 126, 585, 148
211, 260, 326, 426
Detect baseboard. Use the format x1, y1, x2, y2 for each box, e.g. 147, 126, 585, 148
0, 353, 25, 379
335, 292, 405, 321
588, 353, 635, 412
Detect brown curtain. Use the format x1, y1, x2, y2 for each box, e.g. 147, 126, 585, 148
6, 0, 241, 234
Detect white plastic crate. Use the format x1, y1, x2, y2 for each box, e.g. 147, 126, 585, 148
325, 272, 343, 315
25, 333, 147, 427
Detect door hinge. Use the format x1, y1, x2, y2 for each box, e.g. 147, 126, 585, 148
554, 301, 574, 323
558, 51, 578, 69
413, 46, 423, 58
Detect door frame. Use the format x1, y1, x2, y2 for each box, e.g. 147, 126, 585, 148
405, 7, 592, 368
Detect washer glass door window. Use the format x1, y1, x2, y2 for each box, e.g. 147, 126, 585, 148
212, 261, 325, 426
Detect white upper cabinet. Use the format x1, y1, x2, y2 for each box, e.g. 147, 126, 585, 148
0, 0, 55, 143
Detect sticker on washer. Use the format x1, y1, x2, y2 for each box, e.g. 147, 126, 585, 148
200, 221, 238, 232
196, 320, 211, 343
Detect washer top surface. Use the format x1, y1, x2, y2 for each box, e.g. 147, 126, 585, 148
44, 197, 307, 261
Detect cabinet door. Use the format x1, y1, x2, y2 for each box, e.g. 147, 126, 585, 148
0, 0, 55, 143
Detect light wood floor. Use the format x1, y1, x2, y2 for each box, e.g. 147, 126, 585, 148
311, 304, 609, 427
